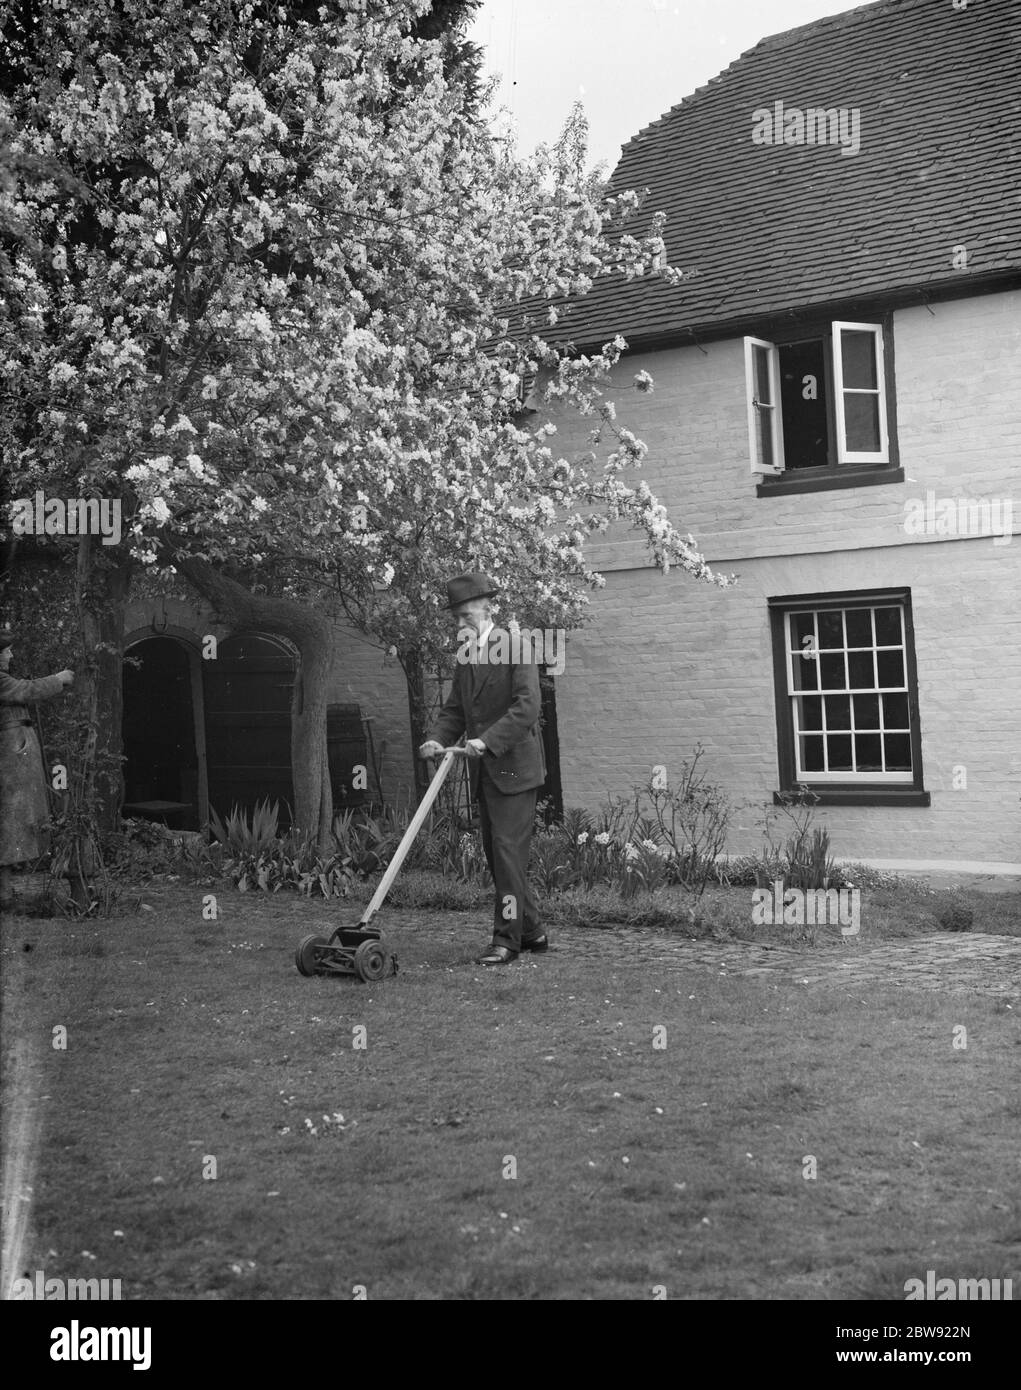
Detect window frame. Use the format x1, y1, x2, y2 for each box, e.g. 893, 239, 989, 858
744, 336, 785, 475
749, 313, 903, 496
767, 588, 930, 807
832, 320, 890, 464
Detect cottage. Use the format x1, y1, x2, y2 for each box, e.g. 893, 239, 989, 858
531, 0, 1020, 874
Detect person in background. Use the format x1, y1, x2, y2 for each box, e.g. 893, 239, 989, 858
0, 627, 74, 908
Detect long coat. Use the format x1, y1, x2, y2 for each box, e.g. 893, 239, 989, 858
0, 671, 64, 866
430, 635, 546, 795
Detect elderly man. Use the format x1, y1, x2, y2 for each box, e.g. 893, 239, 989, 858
0, 627, 74, 907
419, 572, 547, 966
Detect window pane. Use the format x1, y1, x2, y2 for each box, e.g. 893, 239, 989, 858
844, 393, 881, 452
884, 733, 912, 771
820, 653, 846, 689
754, 345, 772, 402
800, 736, 825, 772
844, 608, 873, 647
798, 695, 823, 730
757, 412, 774, 471
854, 694, 880, 729
855, 733, 883, 770
790, 612, 816, 649
877, 649, 905, 688
883, 692, 909, 728
847, 649, 875, 688
874, 607, 902, 645
826, 734, 853, 770
792, 651, 818, 691
839, 329, 877, 389
826, 695, 851, 730
818, 611, 843, 648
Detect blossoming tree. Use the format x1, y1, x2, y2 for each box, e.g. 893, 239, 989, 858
1, 0, 730, 846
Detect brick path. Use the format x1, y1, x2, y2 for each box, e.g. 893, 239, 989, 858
387, 914, 1021, 998
693, 932, 1021, 996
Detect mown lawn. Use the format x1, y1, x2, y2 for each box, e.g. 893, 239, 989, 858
3, 881, 1019, 1300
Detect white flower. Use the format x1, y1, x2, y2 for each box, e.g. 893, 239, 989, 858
633, 370, 654, 393
577, 832, 589, 845
594, 831, 611, 846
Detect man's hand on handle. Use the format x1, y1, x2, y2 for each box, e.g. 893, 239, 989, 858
418, 738, 487, 759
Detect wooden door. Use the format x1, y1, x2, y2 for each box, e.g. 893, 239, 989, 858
203, 633, 296, 827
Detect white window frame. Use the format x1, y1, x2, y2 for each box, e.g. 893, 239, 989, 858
783, 604, 913, 783
832, 321, 889, 465
744, 336, 785, 475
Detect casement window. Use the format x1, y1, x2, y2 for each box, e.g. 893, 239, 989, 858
746, 317, 902, 494
768, 589, 929, 806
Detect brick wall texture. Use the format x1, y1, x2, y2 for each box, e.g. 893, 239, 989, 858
550, 290, 1021, 867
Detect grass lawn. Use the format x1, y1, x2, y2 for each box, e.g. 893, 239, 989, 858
3, 879, 1019, 1301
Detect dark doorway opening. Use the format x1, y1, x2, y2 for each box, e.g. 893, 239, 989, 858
203, 633, 297, 827
121, 636, 200, 829
538, 671, 563, 824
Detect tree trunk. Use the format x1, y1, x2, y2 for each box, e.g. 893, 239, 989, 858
75, 541, 132, 837
175, 558, 334, 852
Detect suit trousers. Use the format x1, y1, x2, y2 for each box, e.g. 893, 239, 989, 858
476, 766, 540, 951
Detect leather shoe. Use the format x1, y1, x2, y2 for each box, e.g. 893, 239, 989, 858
476, 945, 519, 966
520, 934, 549, 953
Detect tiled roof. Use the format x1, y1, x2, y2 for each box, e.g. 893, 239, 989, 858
543, 0, 1021, 351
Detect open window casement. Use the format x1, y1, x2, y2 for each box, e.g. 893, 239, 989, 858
832, 322, 889, 464
744, 336, 785, 474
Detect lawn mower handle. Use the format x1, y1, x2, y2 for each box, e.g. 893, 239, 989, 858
356, 746, 468, 927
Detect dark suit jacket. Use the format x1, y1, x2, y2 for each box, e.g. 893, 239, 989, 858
430, 636, 546, 796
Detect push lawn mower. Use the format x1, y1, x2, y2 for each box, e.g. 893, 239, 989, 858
295, 746, 469, 982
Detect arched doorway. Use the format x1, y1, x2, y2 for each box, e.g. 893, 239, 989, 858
121, 634, 205, 829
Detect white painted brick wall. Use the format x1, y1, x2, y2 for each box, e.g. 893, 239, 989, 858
547, 289, 1021, 867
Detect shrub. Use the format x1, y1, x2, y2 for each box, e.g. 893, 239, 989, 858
209, 801, 354, 898
753, 789, 839, 892
639, 744, 732, 897
332, 801, 491, 885
103, 817, 184, 880
208, 798, 281, 859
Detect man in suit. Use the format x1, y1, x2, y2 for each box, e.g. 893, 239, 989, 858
419, 573, 547, 966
